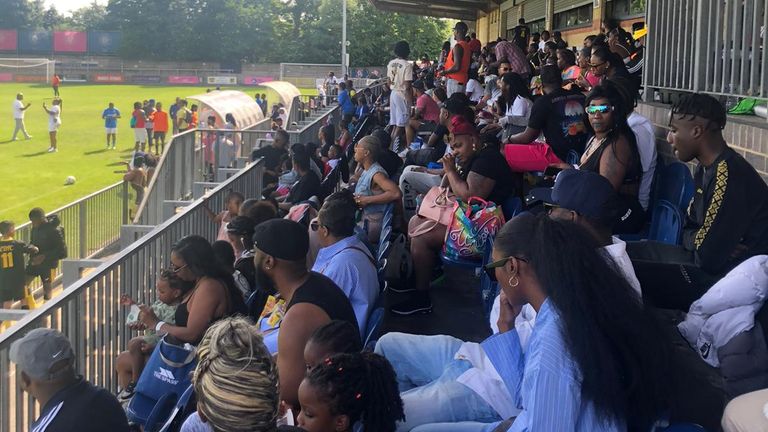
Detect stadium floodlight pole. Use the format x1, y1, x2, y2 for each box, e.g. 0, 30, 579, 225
341, 0, 347, 77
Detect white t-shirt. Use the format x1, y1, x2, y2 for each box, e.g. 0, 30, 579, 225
387, 58, 413, 95
48, 105, 61, 130
499, 96, 533, 128
465, 79, 483, 103
13, 100, 24, 119
628, 112, 657, 210
538, 40, 547, 51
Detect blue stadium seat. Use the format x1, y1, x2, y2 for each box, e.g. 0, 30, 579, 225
479, 237, 498, 318
382, 203, 394, 229
318, 165, 340, 202
653, 423, 707, 432
658, 162, 695, 212
566, 149, 582, 165
501, 196, 523, 220
158, 384, 195, 432
363, 307, 385, 350
648, 200, 684, 245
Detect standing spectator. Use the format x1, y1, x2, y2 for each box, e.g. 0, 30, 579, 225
346, 79, 356, 98
337, 82, 356, 123
131, 102, 147, 152
440, 21, 471, 96
494, 40, 532, 79
387, 41, 414, 147
255, 93, 263, 109
251, 128, 289, 185
511, 18, 531, 52
26, 208, 67, 300
324, 72, 339, 103
260, 93, 268, 115
0, 221, 37, 312
190, 104, 199, 129
11, 93, 32, 141
468, 32, 482, 54
552, 31, 568, 49
152, 102, 169, 155
169, 97, 181, 135
538, 30, 551, 51
9, 328, 130, 431
176, 100, 192, 133
101, 102, 120, 150
405, 79, 440, 147
144, 99, 155, 149
43, 99, 62, 153
51, 74, 61, 97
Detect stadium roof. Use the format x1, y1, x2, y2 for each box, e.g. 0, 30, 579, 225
188, 90, 265, 128
369, 0, 490, 21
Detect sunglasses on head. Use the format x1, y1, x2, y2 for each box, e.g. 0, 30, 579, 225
585, 105, 614, 115
483, 256, 528, 282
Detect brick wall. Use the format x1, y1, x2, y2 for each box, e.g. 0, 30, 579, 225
637, 102, 768, 185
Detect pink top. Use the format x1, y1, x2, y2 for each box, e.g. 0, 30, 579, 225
416, 93, 440, 123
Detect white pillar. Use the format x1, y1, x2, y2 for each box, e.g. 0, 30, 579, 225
341, 0, 347, 77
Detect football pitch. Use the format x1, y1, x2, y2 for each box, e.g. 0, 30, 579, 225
0, 83, 315, 224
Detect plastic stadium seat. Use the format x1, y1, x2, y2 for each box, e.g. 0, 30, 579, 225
566, 149, 582, 165
363, 307, 385, 350
158, 384, 195, 432
653, 423, 707, 432
648, 200, 684, 245
658, 162, 695, 212
318, 165, 340, 202
479, 237, 498, 318
501, 196, 523, 220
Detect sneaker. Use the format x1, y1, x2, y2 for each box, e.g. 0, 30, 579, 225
390, 292, 432, 315
117, 382, 136, 403
25, 136, 32, 140
47, 147, 55, 153
386, 282, 417, 294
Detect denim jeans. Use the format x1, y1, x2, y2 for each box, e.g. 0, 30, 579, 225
374, 332, 502, 431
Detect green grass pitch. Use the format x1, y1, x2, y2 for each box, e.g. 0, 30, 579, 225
0, 83, 316, 224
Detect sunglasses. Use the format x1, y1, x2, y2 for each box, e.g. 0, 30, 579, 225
310, 220, 323, 231
483, 256, 528, 282
589, 62, 606, 69
585, 105, 614, 115
169, 263, 188, 273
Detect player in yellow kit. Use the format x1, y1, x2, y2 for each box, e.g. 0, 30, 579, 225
0, 221, 38, 313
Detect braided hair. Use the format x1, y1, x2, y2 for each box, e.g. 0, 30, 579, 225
304, 352, 404, 432
193, 317, 279, 432
670, 93, 726, 131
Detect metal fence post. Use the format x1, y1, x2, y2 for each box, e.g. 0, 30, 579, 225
122, 181, 129, 225
78, 201, 87, 258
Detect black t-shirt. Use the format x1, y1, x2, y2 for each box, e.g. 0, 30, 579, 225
684, 147, 768, 275
286, 171, 321, 204
512, 25, 530, 50
287, 272, 358, 331
30, 222, 64, 269
251, 145, 287, 172
431, 124, 449, 156
464, 145, 516, 205
0, 239, 30, 301
31, 377, 130, 432
527, 88, 588, 161
379, 150, 403, 178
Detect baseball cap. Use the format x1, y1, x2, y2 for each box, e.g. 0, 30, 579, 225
412, 80, 426, 92
528, 169, 627, 223
226, 216, 256, 236
252, 219, 309, 261
10, 328, 74, 381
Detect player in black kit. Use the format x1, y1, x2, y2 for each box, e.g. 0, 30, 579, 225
0, 221, 38, 311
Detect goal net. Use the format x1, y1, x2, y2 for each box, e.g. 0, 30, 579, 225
279, 63, 343, 89
0, 58, 55, 84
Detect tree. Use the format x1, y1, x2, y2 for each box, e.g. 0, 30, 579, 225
0, 0, 44, 29
42, 6, 63, 30
66, 1, 108, 30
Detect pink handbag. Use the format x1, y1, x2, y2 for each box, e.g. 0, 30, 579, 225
408, 187, 456, 237
503, 142, 563, 172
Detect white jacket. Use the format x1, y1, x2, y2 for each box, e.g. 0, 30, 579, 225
678, 255, 768, 367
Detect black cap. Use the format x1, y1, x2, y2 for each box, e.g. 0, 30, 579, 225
252, 219, 308, 261
528, 169, 627, 223
226, 216, 255, 236
412, 79, 426, 92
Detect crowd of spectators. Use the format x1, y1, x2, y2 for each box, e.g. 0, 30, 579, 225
8, 17, 768, 432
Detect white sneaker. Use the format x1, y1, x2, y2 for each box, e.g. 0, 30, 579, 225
47, 147, 56, 153
25, 136, 32, 140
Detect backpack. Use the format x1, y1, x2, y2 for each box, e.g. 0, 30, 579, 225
46, 215, 68, 260
184, 110, 192, 124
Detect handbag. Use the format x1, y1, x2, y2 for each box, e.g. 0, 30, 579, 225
443, 197, 505, 261
503, 141, 563, 172
408, 186, 456, 237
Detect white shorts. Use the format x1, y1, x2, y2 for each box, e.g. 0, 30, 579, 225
105, 127, 117, 134
48, 125, 59, 133
446, 79, 466, 97
133, 128, 148, 142
389, 90, 410, 128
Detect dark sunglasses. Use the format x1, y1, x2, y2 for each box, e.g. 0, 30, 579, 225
589, 62, 606, 69
585, 105, 614, 115
310, 220, 323, 231
483, 256, 528, 282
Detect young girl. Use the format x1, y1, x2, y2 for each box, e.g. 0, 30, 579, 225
117, 269, 189, 400
43, 98, 62, 153
297, 352, 405, 432
304, 320, 362, 372
323, 145, 343, 178
203, 190, 244, 245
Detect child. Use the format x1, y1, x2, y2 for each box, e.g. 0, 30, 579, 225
0, 221, 38, 313
132, 101, 148, 152
117, 269, 188, 400
304, 320, 362, 372
297, 352, 405, 432
203, 191, 245, 245
323, 144, 343, 178
43, 98, 62, 153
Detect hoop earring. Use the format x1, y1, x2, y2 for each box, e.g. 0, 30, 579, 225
508, 275, 519, 288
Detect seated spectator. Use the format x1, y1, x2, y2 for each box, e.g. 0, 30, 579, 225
575, 46, 601, 92
212, 240, 236, 272
628, 94, 768, 311
352, 95, 370, 127
465, 69, 484, 104
116, 269, 191, 399
137, 235, 246, 345
352, 135, 403, 243
376, 214, 674, 431
338, 119, 352, 150
323, 144, 343, 177
279, 151, 321, 211
203, 190, 244, 248
318, 123, 336, 157
304, 320, 363, 372
251, 128, 289, 186
481, 72, 533, 140
402, 92, 470, 170
305, 141, 325, 176
370, 128, 403, 178
311, 190, 379, 335
180, 317, 278, 432
297, 352, 405, 432
397, 117, 515, 315
224, 215, 260, 299
374, 82, 391, 126
405, 80, 441, 148
553, 30, 568, 49
251, 219, 357, 408
239, 198, 278, 223
722, 388, 768, 432
587, 46, 630, 89
557, 48, 581, 82
10, 328, 130, 431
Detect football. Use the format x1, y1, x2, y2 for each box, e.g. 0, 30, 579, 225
65, 176, 76, 185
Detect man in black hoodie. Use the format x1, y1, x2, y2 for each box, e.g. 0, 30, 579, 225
26, 208, 67, 300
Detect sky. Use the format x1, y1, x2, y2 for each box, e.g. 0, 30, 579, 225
44, 0, 107, 15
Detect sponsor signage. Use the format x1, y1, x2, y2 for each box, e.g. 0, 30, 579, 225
168, 75, 200, 84
93, 74, 124, 83
16, 75, 47, 83
0, 73, 12, 82
131, 75, 162, 84
242, 75, 274, 85
53, 31, 87, 53
206, 76, 237, 85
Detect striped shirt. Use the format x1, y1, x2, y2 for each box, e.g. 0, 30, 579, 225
481, 299, 624, 431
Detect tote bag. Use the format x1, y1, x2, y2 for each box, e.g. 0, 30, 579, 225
408, 186, 456, 237
443, 197, 505, 261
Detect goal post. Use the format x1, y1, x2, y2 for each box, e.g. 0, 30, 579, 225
0, 58, 55, 84
279, 63, 342, 89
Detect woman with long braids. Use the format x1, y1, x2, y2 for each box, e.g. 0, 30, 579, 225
297, 351, 405, 432
376, 214, 675, 431
481, 72, 533, 138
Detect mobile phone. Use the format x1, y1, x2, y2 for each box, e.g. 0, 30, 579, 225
543, 166, 563, 177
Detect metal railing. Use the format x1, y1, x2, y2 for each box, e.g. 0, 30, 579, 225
0, 159, 265, 432
644, 0, 768, 104
13, 181, 130, 292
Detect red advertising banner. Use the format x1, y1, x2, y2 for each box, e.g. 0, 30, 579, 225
243, 76, 274, 85
93, 74, 124, 83
16, 75, 47, 83
168, 75, 199, 84
54, 31, 87, 52
0, 73, 13, 82
0, 30, 17, 51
